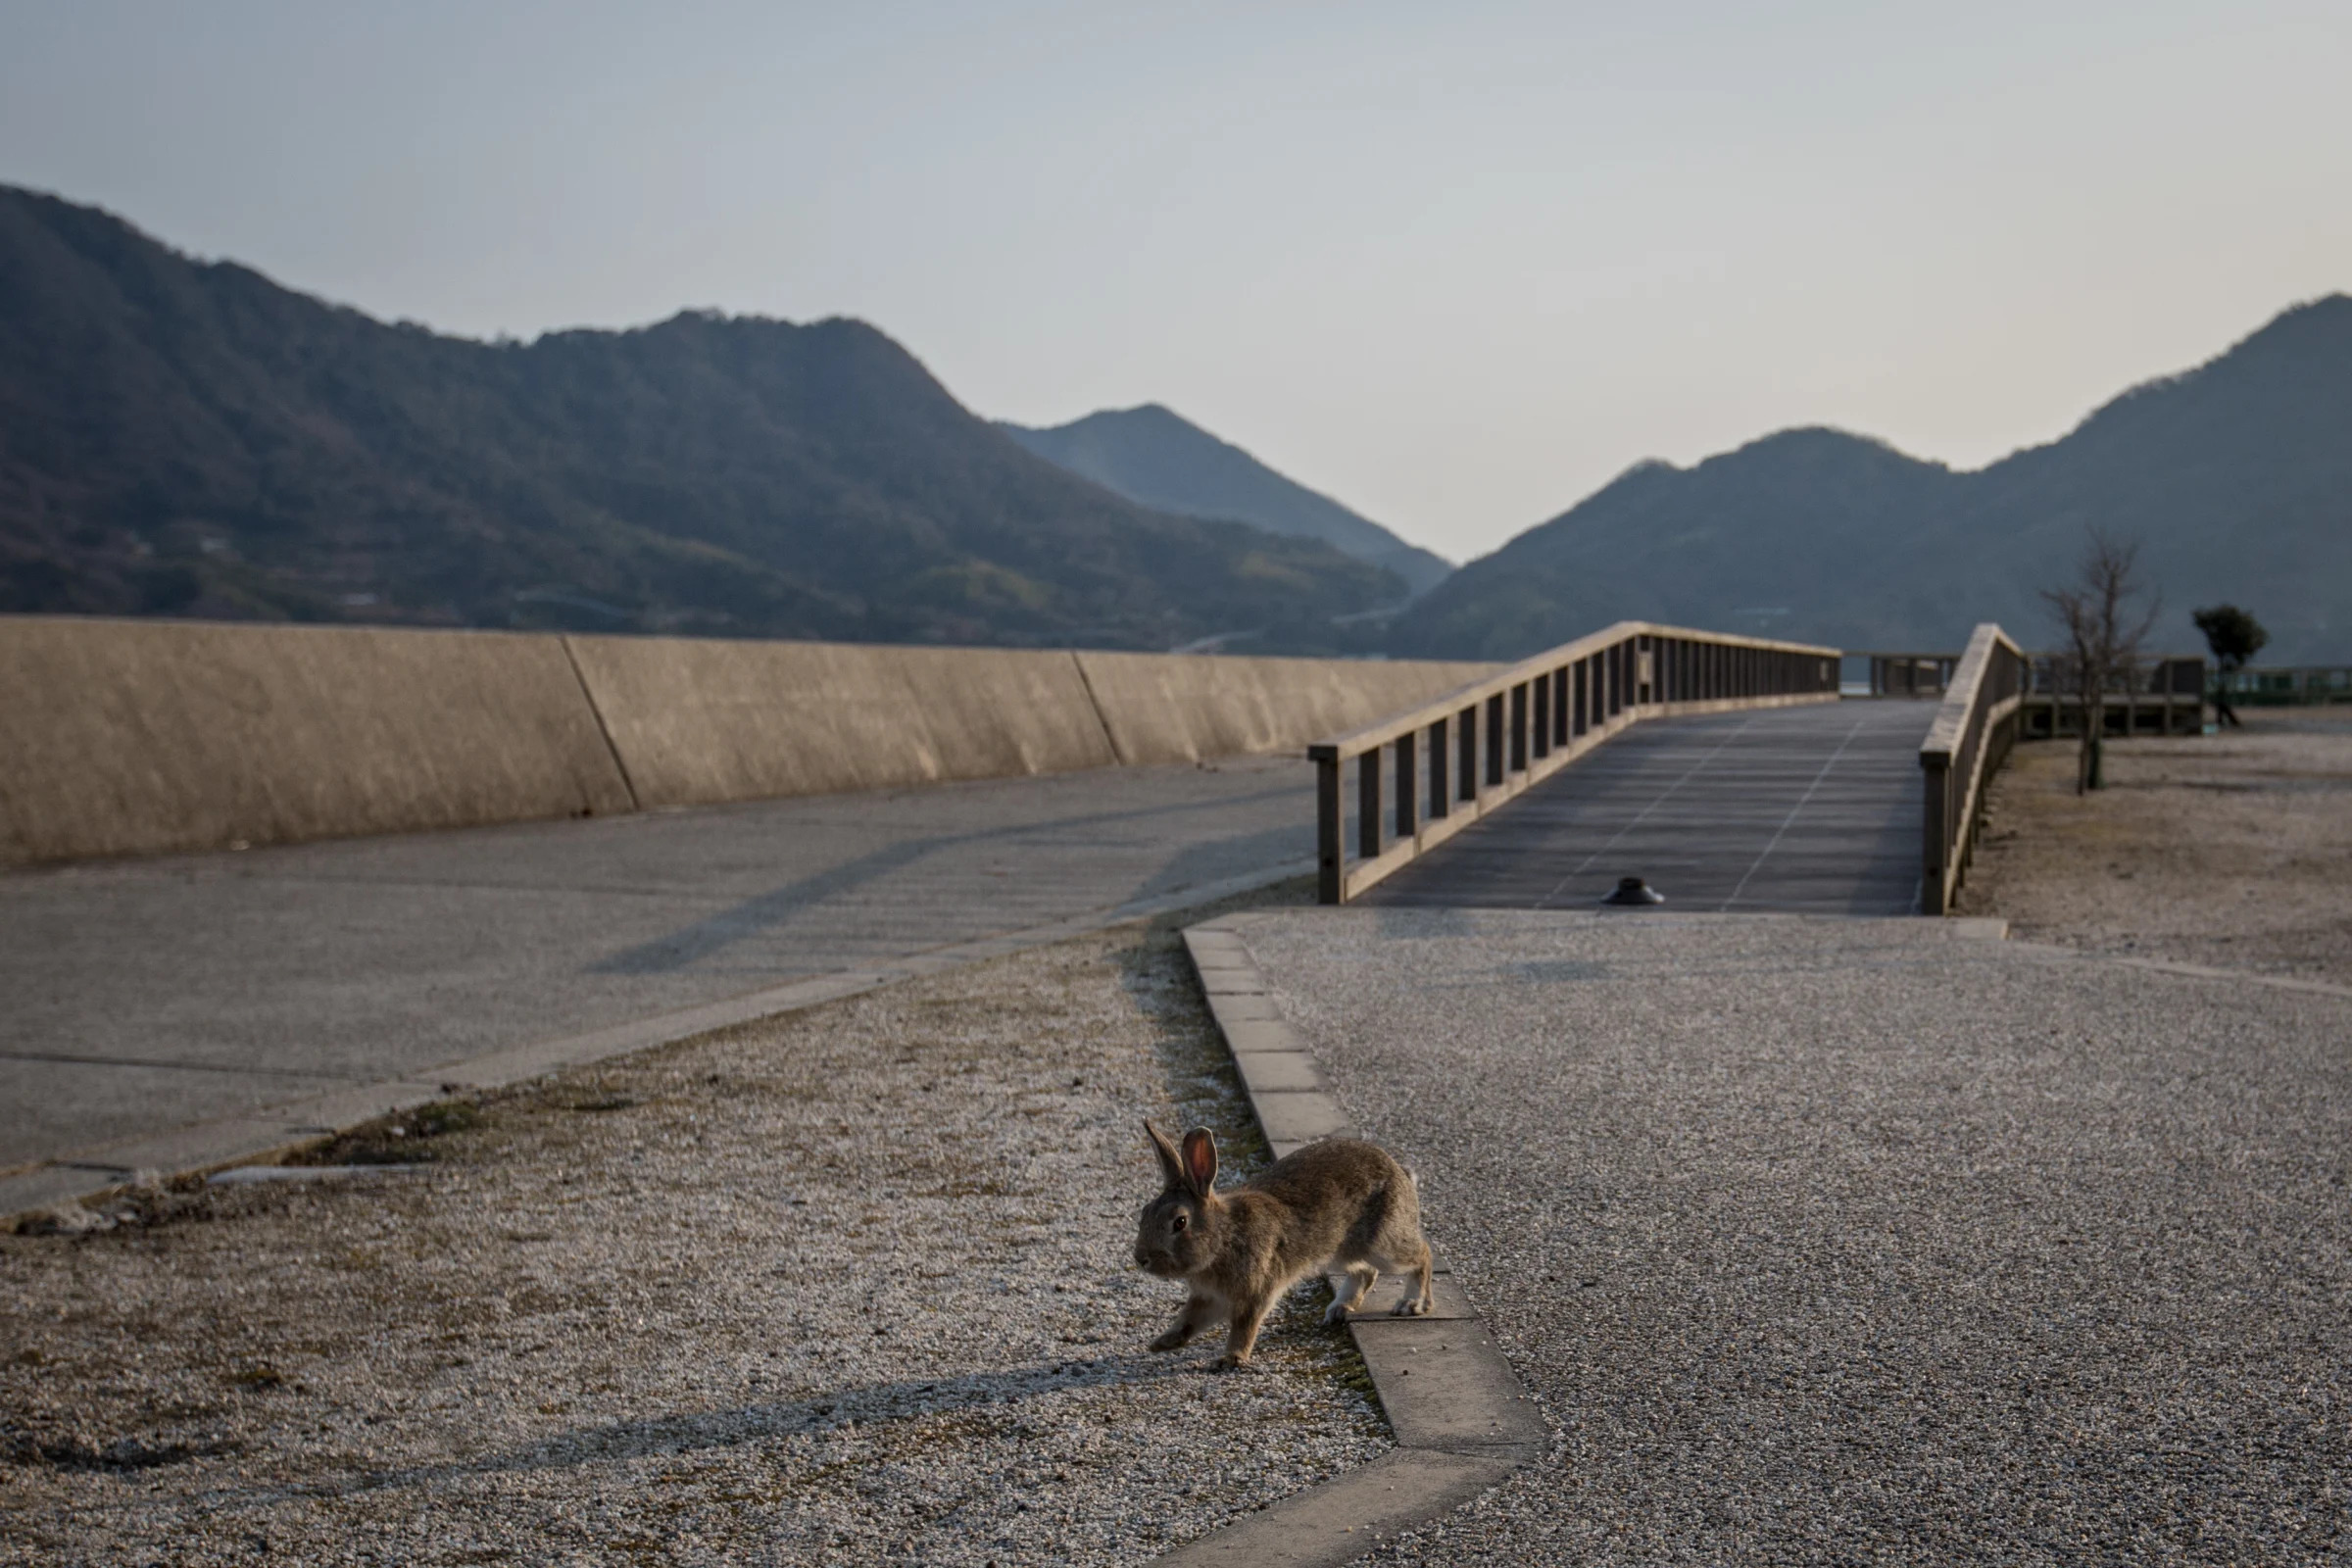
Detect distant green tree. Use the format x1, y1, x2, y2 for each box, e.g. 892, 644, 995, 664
2192, 604, 2269, 727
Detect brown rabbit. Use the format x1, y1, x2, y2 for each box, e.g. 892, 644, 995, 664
1133, 1120, 1434, 1368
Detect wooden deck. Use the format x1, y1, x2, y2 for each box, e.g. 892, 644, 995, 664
1362, 700, 1936, 914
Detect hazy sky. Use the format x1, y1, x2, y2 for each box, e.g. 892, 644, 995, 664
5, 2, 2347, 562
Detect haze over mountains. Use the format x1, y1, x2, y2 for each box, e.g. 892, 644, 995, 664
0, 185, 1400, 653
2, 183, 2345, 665
999, 405, 1453, 599
1392, 296, 2352, 664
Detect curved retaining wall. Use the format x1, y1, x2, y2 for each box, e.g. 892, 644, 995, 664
1073, 650, 1498, 765
564, 635, 1121, 808
0, 616, 1501, 867
0, 618, 634, 867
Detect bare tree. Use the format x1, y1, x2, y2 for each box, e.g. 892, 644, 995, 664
2041, 527, 2162, 794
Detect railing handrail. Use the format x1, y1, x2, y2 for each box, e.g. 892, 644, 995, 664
1309, 620, 1840, 762
1918, 622, 2027, 915
1923, 624, 2021, 757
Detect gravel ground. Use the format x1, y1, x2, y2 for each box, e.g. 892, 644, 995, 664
1962, 711, 2352, 986
0, 893, 1387, 1567
1241, 907, 2351, 1564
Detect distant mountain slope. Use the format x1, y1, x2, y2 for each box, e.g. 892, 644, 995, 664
0, 186, 1402, 651
1000, 404, 1452, 598
1391, 297, 2352, 663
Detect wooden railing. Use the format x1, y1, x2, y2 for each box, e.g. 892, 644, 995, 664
1308, 621, 1841, 905
1919, 623, 2025, 915
1863, 652, 1960, 698
2022, 654, 2206, 736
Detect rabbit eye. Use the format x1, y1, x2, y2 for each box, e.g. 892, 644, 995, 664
1170, 1212, 1189, 1233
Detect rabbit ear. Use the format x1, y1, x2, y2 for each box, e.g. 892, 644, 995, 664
1145, 1120, 1186, 1189
1179, 1128, 1218, 1196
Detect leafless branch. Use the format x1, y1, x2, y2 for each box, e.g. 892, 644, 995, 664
2040, 527, 2160, 793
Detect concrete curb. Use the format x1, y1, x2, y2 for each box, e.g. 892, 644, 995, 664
0, 858, 1312, 1230
1158, 915, 1545, 1567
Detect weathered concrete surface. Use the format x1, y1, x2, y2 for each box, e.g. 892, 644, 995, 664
0, 756, 1318, 1172
0, 910, 1389, 1566
0, 616, 633, 867
1368, 699, 1934, 914
566, 635, 1120, 808
1077, 651, 1497, 766
1238, 908, 2352, 1564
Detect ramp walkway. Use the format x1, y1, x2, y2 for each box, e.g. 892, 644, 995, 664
1365, 701, 1935, 913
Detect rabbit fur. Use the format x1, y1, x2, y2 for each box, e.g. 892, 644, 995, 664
1133, 1120, 1434, 1368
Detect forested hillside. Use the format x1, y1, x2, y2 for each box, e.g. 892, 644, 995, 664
0, 186, 1402, 651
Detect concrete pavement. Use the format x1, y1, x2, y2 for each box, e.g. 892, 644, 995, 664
1, 756, 1317, 1178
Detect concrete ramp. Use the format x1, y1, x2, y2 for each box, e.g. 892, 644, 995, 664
1076, 651, 1495, 765
566, 636, 1120, 808
0, 617, 633, 865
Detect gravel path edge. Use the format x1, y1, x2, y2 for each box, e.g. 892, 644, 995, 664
1157, 916, 1546, 1568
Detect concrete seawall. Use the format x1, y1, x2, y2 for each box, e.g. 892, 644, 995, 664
0, 616, 1500, 867
1075, 650, 1498, 765
566, 636, 1121, 808
0, 618, 634, 867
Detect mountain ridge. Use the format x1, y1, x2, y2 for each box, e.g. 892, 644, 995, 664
0, 183, 1404, 652
1392, 295, 2352, 663
999, 403, 1452, 598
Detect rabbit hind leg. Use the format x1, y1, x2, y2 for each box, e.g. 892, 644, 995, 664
1370, 1224, 1435, 1317
1391, 1237, 1434, 1316
1323, 1261, 1379, 1325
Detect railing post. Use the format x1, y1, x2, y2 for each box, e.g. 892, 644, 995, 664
1428, 715, 1449, 820
1315, 749, 1344, 905
1395, 728, 1417, 842
1457, 705, 1477, 802
1920, 750, 1950, 915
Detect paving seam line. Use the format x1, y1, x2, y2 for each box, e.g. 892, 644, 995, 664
1996, 937, 2352, 1000
1155, 915, 1546, 1568
558, 633, 644, 812
1, 858, 1313, 1229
